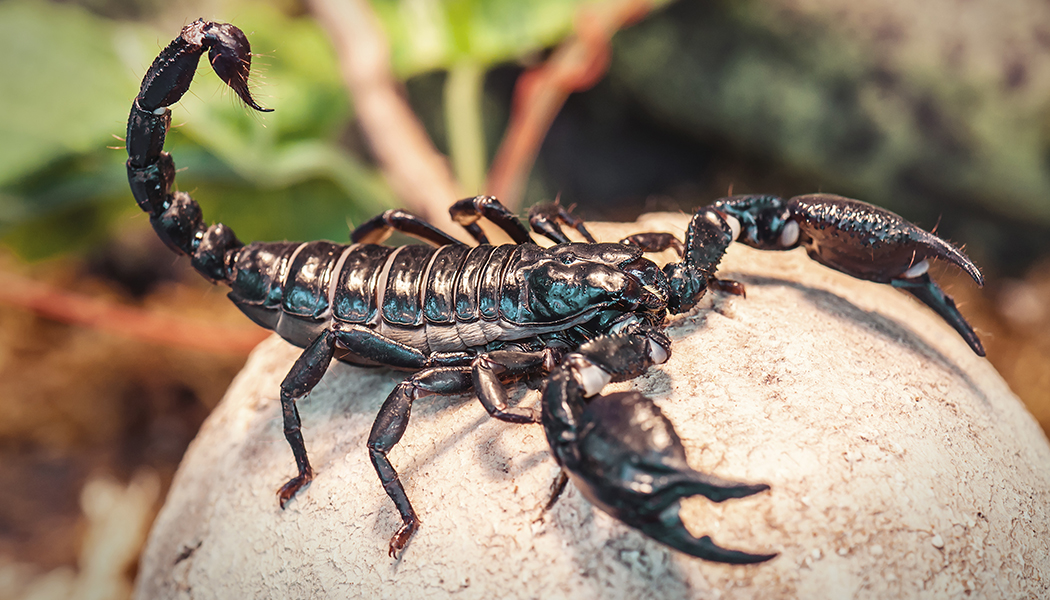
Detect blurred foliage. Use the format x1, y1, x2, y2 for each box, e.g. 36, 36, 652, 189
608, 0, 1050, 269
373, 0, 587, 76
0, 0, 388, 259
0, 0, 594, 262
4, 0, 1050, 271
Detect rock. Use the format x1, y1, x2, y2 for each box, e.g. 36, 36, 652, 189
135, 214, 1050, 599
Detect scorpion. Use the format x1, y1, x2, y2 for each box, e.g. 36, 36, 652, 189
126, 20, 985, 564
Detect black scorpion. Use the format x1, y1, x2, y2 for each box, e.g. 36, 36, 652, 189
126, 20, 986, 564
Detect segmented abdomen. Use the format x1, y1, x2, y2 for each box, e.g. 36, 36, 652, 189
225, 241, 596, 355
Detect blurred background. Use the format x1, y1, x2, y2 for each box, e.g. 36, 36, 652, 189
1, 0, 1048, 597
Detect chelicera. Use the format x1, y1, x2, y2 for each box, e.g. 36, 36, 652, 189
126, 20, 985, 564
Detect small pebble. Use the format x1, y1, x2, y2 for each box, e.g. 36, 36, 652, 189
931, 534, 944, 549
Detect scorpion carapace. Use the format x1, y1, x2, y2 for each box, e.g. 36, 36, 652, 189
127, 20, 985, 565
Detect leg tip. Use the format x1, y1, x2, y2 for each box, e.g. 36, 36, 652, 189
388, 521, 419, 558
276, 470, 313, 509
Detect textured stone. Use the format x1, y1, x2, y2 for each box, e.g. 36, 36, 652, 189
135, 214, 1050, 599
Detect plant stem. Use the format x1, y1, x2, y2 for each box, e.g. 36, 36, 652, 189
445, 62, 486, 194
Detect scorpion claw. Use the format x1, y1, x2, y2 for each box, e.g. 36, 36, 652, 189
543, 370, 775, 563
573, 392, 774, 562
654, 528, 778, 565
893, 273, 986, 356
542, 328, 773, 564
711, 193, 986, 354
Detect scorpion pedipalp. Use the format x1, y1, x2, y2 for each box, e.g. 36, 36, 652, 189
540, 327, 777, 564
713, 193, 986, 355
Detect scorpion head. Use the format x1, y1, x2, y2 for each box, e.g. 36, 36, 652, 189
503, 244, 667, 325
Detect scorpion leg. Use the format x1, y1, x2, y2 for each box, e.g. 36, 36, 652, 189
711, 193, 985, 355
541, 326, 776, 564
528, 202, 597, 244
471, 349, 560, 424
332, 324, 469, 369
449, 195, 533, 244
351, 209, 464, 247
620, 232, 685, 257
277, 330, 337, 508
369, 367, 474, 557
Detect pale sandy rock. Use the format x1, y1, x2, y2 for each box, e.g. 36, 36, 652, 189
135, 214, 1050, 599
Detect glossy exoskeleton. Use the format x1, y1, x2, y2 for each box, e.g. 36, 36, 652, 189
126, 20, 985, 564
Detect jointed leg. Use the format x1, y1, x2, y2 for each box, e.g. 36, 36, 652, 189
277, 330, 337, 507
351, 209, 464, 247
449, 196, 533, 244
368, 348, 554, 556
528, 202, 597, 244
540, 470, 570, 514
472, 349, 560, 424
368, 367, 473, 557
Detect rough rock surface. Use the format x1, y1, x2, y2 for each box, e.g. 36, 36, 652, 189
135, 214, 1050, 599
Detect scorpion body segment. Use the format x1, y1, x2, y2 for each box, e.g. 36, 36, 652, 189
127, 21, 987, 565
227, 239, 654, 354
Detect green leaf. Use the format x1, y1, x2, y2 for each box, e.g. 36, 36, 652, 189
0, 1, 131, 187
0, 2, 397, 258
372, 0, 591, 76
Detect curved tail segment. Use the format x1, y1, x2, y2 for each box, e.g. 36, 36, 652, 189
126, 20, 272, 283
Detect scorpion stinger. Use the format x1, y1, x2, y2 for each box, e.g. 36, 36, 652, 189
712, 194, 986, 356
541, 324, 777, 564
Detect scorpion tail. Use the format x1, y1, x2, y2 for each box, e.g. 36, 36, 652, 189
126, 20, 271, 283
541, 327, 776, 564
